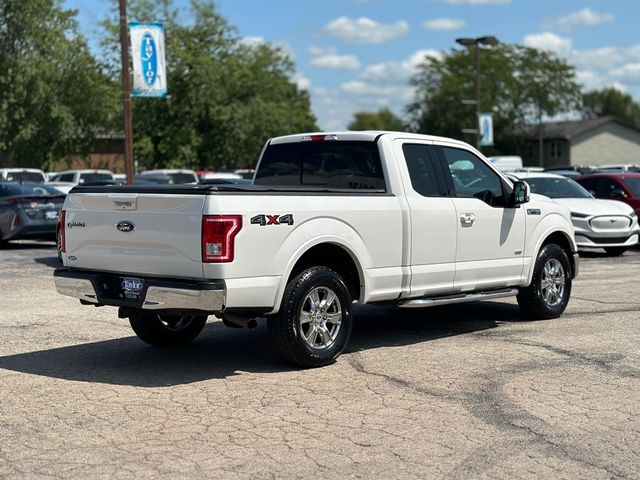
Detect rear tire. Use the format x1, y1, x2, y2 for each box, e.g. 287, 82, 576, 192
517, 244, 572, 320
268, 266, 353, 368
129, 313, 207, 347
604, 247, 627, 256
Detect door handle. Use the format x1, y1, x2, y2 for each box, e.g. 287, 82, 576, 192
460, 213, 475, 227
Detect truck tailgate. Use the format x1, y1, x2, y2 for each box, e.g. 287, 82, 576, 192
63, 192, 206, 278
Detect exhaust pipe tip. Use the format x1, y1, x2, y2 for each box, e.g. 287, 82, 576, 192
221, 314, 258, 329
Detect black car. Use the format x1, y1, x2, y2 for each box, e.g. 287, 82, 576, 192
0, 183, 66, 246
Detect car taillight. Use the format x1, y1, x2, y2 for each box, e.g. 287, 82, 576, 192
59, 210, 66, 253
202, 215, 242, 263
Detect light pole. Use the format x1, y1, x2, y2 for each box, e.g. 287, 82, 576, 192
455, 36, 499, 149
118, 0, 134, 185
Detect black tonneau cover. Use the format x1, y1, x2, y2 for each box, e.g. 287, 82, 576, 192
70, 184, 389, 196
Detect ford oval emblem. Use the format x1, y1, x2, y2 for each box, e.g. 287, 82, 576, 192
117, 221, 135, 233
141, 33, 158, 86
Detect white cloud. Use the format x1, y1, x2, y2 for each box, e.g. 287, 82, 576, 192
360, 50, 443, 84
571, 47, 625, 70
240, 36, 265, 47
522, 32, 572, 56
308, 47, 361, 70
446, 0, 510, 5
309, 49, 444, 131
542, 8, 613, 32
423, 18, 466, 31
611, 64, 640, 85
325, 17, 409, 44
294, 73, 311, 91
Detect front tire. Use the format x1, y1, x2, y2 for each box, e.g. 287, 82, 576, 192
604, 247, 627, 256
517, 244, 572, 319
268, 266, 353, 368
129, 313, 207, 347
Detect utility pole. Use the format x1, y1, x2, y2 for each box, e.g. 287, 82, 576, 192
118, 0, 134, 185
456, 36, 499, 150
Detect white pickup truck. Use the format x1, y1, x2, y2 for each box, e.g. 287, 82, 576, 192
55, 131, 579, 367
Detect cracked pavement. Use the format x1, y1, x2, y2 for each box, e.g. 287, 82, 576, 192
0, 241, 639, 479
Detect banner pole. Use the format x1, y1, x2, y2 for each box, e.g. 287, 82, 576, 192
118, 0, 135, 185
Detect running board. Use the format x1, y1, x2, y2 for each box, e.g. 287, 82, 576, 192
397, 288, 518, 309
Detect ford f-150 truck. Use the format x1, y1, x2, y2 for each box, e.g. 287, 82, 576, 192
54, 131, 579, 367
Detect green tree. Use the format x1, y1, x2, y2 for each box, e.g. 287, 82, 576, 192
582, 87, 640, 127
0, 0, 117, 168
407, 44, 581, 154
103, 0, 317, 170
347, 108, 405, 131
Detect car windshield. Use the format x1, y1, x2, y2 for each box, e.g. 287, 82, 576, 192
0, 183, 64, 196
525, 177, 592, 199
4, 171, 45, 182
79, 173, 113, 183
621, 178, 640, 197
166, 173, 197, 184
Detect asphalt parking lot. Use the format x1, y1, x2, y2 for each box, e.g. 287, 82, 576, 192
1, 242, 639, 479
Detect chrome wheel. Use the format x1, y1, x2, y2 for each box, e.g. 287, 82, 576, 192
299, 286, 342, 350
541, 258, 565, 307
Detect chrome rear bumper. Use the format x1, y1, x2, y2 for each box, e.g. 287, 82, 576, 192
54, 269, 225, 312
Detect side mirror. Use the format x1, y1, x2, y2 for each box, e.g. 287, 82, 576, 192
511, 180, 530, 206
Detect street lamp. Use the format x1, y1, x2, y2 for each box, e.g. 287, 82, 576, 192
455, 36, 499, 149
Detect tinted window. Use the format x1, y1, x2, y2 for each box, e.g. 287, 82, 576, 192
402, 144, 442, 197
621, 178, 640, 197
594, 178, 623, 197
255, 141, 385, 191
166, 173, 197, 184
59, 173, 75, 182
525, 177, 591, 199
4, 171, 45, 182
79, 173, 113, 184
441, 147, 504, 206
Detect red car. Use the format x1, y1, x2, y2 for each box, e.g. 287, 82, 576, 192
576, 172, 640, 215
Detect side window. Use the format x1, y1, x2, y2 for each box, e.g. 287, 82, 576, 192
59, 173, 75, 182
402, 144, 442, 197
440, 146, 505, 206
595, 178, 620, 197
579, 178, 596, 194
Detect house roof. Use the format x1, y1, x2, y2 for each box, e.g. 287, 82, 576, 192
518, 116, 640, 141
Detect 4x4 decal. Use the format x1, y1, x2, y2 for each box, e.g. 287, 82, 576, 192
250, 214, 294, 226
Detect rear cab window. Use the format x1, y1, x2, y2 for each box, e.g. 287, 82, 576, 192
254, 140, 386, 191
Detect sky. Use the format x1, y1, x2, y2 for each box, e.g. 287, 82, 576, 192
64, 0, 640, 131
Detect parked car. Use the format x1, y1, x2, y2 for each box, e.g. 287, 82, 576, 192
139, 169, 199, 184
575, 172, 640, 217
514, 172, 639, 256
55, 131, 578, 367
0, 168, 47, 183
593, 165, 640, 173
487, 155, 523, 172
47, 169, 115, 193
0, 182, 65, 246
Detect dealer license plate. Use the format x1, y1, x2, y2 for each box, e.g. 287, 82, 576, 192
119, 277, 145, 302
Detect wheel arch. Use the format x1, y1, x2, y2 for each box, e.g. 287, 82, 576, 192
270, 239, 366, 315
526, 228, 577, 284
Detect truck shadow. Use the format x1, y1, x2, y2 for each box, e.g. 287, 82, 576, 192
0, 301, 521, 387
33, 255, 61, 268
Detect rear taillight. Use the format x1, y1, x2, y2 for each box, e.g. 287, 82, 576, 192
202, 215, 242, 263
59, 210, 66, 253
